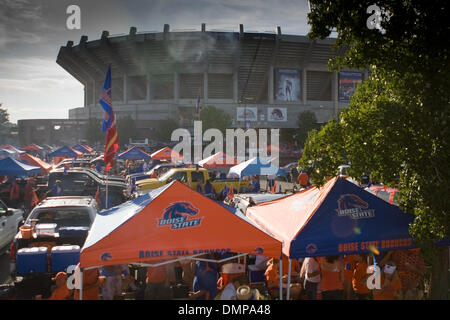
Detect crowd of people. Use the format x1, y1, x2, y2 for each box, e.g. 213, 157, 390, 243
35, 248, 427, 300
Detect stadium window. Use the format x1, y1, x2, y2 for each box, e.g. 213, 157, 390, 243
180, 74, 203, 99
306, 71, 333, 101
112, 77, 124, 102
127, 75, 147, 101
208, 74, 233, 99
150, 74, 174, 100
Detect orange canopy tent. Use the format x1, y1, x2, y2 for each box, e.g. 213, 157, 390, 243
266, 144, 281, 152
150, 147, 183, 162
198, 151, 239, 168
19, 153, 52, 175
80, 180, 282, 269
21, 143, 43, 152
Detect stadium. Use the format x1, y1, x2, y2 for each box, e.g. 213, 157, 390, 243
54, 23, 365, 142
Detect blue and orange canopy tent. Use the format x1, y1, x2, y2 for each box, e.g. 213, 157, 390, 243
80, 180, 282, 269
150, 147, 183, 162
198, 151, 239, 168
246, 176, 416, 259
117, 146, 152, 161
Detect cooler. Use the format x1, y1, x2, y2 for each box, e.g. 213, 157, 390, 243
58, 227, 89, 238
51, 245, 81, 272
16, 247, 48, 274
220, 263, 246, 287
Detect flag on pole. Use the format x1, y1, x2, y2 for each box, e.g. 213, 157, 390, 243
195, 88, 201, 120
99, 66, 119, 172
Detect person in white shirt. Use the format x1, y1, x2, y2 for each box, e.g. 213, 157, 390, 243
220, 275, 249, 300
300, 257, 321, 300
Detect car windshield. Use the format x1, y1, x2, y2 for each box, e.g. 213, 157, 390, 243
28, 208, 92, 229
158, 169, 176, 182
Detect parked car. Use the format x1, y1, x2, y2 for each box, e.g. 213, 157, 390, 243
230, 193, 291, 216
0, 199, 24, 253
9, 196, 99, 299
46, 169, 128, 208
365, 185, 399, 205
53, 158, 91, 170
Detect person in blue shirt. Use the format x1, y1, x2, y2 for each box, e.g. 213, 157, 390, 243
250, 176, 260, 193
203, 179, 215, 199
50, 180, 63, 196
189, 259, 219, 300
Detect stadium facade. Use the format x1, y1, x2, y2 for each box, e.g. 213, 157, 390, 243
56, 24, 366, 140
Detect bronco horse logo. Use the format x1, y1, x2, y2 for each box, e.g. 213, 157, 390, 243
158, 202, 203, 229
336, 194, 375, 219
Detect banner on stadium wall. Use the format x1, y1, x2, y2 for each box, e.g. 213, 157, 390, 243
339, 71, 363, 102
274, 68, 301, 102
236, 107, 257, 122
267, 107, 287, 122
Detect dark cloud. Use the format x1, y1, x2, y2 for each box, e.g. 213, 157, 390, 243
0, 0, 310, 123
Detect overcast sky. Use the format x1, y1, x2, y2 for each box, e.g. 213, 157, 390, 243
0, 0, 311, 123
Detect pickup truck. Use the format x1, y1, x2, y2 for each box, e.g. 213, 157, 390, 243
135, 167, 252, 195
9, 196, 99, 299
0, 199, 24, 253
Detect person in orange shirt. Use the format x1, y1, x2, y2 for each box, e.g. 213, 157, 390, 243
319, 256, 344, 300
265, 258, 281, 298
297, 170, 309, 188
9, 180, 20, 208
48, 272, 73, 300
145, 263, 174, 300
342, 254, 356, 300
352, 253, 371, 300
373, 261, 402, 300
265, 258, 301, 299
74, 266, 101, 300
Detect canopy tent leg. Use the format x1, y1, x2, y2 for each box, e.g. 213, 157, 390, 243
279, 258, 283, 300
286, 259, 292, 300
79, 269, 83, 300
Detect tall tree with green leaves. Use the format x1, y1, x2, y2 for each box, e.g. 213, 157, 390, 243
199, 106, 232, 134
295, 110, 320, 151
116, 115, 138, 148
303, 0, 450, 298
154, 118, 180, 142
84, 118, 104, 145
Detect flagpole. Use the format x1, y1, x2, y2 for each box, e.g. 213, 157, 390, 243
105, 172, 109, 209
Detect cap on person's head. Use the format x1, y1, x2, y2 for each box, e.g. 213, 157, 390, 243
56, 180, 61, 184
236, 285, 259, 300
52, 271, 67, 282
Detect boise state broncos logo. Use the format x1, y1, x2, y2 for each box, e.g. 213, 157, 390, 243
336, 194, 375, 219
271, 108, 284, 121
158, 202, 203, 230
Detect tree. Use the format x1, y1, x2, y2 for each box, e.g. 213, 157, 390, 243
295, 110, 320, 151
154, 118, 180, 142
84, 118, 104, 145
0, 103, 10, 134
305, 0, 450, 298
116, 115, 138, 148
199, 106, 232, 134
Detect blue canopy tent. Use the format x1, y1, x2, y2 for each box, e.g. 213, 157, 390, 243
0, 157, 41, 177
0, 148, 17, 160
72, 144, 91, 154
247, 177, 416, 258
228, 157, 286, 178
48, 146, 82, 158
117, 146, 152, 161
